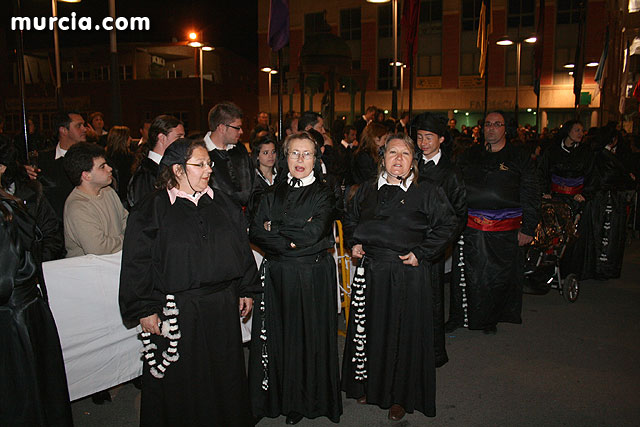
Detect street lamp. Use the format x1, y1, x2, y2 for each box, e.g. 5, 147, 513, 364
51, 0, 82, 107
368, 0, 398, 117
187, 33, 214, 107
390, 61, 407, 112
261, 67, 279, 117
496, 34, 536, 126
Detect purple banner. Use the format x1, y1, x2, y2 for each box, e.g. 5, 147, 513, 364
268, 0, 289, 51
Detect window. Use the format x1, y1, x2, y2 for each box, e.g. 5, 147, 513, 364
378, 58, 400, 90
95, 66, 109, 80
461, 0, 483, 32
459, 31, 480, 75
378, 4, 392, 38
557, 0, 582, 25
340, 8, 361, 41
77, 70, 91, 81
420, 0, 442, 26
508, 0, 534, 28
418, 55, 441, 76
305, 12, 325, 40
119, 65, 133, 81
61, 71, 74, 82
167, 70, 183, 78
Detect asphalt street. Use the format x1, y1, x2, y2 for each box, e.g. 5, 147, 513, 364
72, 239, 640, 426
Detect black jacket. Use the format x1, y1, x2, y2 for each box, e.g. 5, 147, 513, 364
37, 146, 73, 222
208, 143, 255, 208
127, 157, 158, 209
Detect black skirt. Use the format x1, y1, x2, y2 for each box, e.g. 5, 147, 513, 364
248, 252, 342, 423
342, 254, 436, 417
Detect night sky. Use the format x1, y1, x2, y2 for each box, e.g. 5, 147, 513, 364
6, 0, 258, 63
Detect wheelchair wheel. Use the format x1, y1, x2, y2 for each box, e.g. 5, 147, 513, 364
562, 273, 579, 302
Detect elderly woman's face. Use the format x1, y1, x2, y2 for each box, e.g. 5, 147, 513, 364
287, 138, 315, 179
258, 142, 277, 169
178, 146, 212, 192
384, 138, 413, 178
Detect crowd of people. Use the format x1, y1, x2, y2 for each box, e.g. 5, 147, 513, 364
0, 103, 638, 426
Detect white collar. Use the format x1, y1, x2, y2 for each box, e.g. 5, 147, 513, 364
55, 143, 67, 160
377, 171, 414, 192
341, 139, 352, 149
287, 171, 316, 187
257, 168, 277, 186
422, 149, 442, 165
362, 115, 369, 123
561, 139, 579, 153
148, 150, 163, 165
204, 131, 234, 151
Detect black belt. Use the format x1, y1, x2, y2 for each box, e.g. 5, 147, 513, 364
268, 251, 329, 264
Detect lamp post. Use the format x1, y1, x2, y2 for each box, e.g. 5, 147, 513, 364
390, 61, 407, 112
188, 33, 214, 107
368, 0, 397, 117
261, 67, 279, 117
496, 35, 537, 127
51, 0, 81, 108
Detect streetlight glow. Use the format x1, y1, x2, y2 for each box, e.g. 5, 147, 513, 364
188, 41, 203, 48
496, 36, 514, 46
563, 63, 575, 69
586, 62, 599, 67
366, 0, 390, 3
188, 32, 198, 40
201, 46, 214, 51
524, 36, 537, 44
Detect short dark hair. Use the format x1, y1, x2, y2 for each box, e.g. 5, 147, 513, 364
88, 111, 104, 123
411, 112, 447, 138
148, 115, 182, 151
343, 124, 356, 136
208, 102, 243, 131
63, 142, 105, 187
54, 111, 83, 133
139, 119, 152, 131
365, 105, 377, 115
298, 111, 321, 132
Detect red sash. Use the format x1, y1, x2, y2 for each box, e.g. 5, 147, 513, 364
467, 215, 522, 231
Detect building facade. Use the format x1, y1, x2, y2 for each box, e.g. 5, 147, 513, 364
258, 0, 635, 131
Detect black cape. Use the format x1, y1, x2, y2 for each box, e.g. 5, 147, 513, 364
0, 197, 72, 427
450, 143, 540, 330
341, 178, 458, 417
418, 154, 467, 366
208, 143, 255, 208
580, 148, 635, 280
119, 189, 259, 427
248, 177, 342, 423
127, 157, 159, 209
37, 146, 73, 222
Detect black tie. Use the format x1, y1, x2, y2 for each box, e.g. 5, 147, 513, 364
289, 177, 303, 187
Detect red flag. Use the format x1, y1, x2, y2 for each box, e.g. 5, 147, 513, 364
268, 0, 289, 51
401, 0, 420, 65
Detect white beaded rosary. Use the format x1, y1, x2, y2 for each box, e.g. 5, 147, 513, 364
140, 294, 181, 379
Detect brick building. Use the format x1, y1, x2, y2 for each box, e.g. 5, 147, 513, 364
258, 0, 635, 131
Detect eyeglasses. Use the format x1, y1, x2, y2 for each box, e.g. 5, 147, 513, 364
186, 161, 214, 168
225, 123, 241, 131
484, 122, 505, 128
288, 150, 314, 160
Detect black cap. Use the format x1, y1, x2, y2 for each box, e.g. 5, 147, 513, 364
159, 138, 192, 168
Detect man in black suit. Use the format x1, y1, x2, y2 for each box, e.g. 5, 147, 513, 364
412, 112, 467, 368
36, 111, 87, 221
204, 102, 254, 210
354, 105, 377, 141
127, 115, 184, 209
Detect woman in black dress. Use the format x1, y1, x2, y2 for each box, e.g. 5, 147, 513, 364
248, 132, 341, 425
119, 138, 258, 426
342, 134, 458, 421
0, 188, 73, 427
